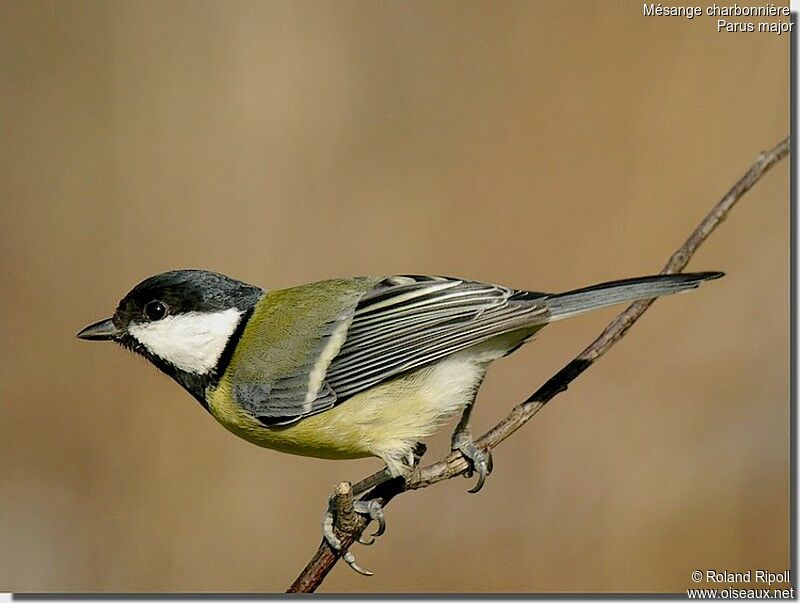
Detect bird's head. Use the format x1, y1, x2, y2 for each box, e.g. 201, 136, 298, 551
77, 269, 262, 402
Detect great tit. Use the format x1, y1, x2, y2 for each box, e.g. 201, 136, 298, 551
77, 269, 721, 560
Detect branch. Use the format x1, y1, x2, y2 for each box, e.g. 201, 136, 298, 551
287, 137, 790, 593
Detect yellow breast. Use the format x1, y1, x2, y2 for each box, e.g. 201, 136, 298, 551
206, 354, 488, 475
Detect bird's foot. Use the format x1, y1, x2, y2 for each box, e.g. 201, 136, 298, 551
452, 430, 493, 493
321, 446, 425, 576
352, 499, 386, 546
322, 482, 387, 576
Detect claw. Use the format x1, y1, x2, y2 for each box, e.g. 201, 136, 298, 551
354, 499, 386, 538
342, 550, 374, 576
355, 501, 386, 545
322, 505, 376, 575
452, 432, 493, 494
322, 487, 390, 576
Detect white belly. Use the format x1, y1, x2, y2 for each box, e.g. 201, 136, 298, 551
349, 353, 490, 475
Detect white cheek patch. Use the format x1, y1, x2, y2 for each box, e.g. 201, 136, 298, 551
128, 308, 244, 375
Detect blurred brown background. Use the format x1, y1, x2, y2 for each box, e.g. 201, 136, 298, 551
0, 0, 789, 594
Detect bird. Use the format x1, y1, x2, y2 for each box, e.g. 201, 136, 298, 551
77, 268, 722, 571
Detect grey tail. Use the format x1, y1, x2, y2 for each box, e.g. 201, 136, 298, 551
544, 272, 724, 321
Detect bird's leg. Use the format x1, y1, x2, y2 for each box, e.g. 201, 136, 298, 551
451, 400, 493, 493
411, 441, 428, 466
321, 442, 427, 575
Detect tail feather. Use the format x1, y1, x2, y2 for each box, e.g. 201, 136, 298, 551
544, 272, 724, 321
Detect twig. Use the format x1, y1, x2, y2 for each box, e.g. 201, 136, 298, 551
286, 137, 790, 593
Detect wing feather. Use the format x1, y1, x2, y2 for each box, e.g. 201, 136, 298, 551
236, 275, 550, 427
325, 276, 549, 399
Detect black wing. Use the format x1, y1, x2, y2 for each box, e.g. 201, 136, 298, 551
325, 275, 550, 400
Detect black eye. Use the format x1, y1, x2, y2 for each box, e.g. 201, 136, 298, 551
143, 300, 168, 321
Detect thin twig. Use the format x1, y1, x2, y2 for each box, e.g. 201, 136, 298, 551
286, 137, 789, 593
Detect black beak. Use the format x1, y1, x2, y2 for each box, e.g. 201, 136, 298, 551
76, 318, 119, 341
